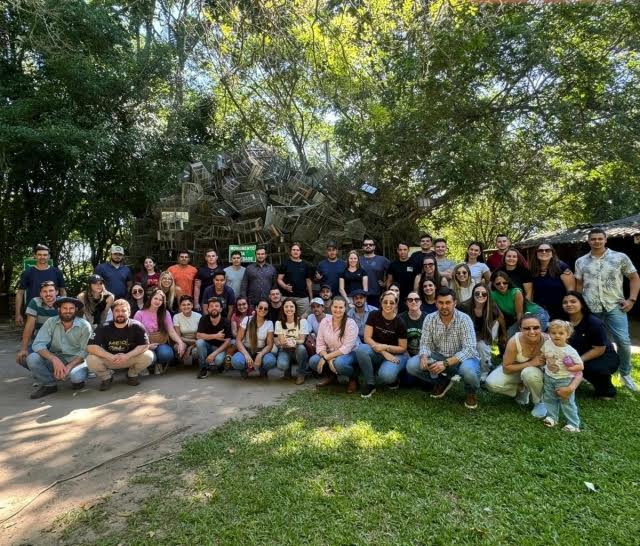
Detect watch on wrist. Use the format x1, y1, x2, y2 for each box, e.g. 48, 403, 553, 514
443, 358, 449, 368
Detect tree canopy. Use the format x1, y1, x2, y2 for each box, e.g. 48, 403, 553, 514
2, 0, 639, 289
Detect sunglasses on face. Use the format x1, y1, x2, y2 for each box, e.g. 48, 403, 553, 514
257, 306, 269, 311
423, 263, 435, 267
494, 281, 508, 286
537, 248, 552, 253
474, 292, 488, 297
132, 289, 144, 294
456, 271, 468, 276
522, 326, 541, 331
406, 297, 421, 302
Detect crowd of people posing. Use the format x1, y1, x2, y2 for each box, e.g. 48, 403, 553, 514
14, 229, 639, 432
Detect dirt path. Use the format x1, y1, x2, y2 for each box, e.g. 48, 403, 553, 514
0, 323, 301, 545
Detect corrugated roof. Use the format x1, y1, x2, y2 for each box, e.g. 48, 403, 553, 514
517, 213, 640, 248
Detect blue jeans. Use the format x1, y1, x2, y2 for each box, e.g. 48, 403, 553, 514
595, 307, 632, 376
152, 343, 175, 364
355, 343, 407, 386
231, 351, 277, 373
309, 352, 357, 378
26, 353, 88, 387
406, 351, 481, 394
195, 339, 226, 370
276, 344, 309, 376
543, 375, 580, 428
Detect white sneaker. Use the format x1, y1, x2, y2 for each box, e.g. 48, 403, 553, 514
562, 424, 580, 433
543, 416, 556, 428
515, 387, 530, 406
621, 375, 638, 392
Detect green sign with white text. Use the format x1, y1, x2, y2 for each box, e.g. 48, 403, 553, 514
229, 245, 257, 263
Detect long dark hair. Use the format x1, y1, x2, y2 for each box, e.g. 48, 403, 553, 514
562, 290, 592, 318
246, 298, 269, 353
501, 246, 528, 270
461, 283, 501, 343
143, 289, 168, 335
330, 295, 349, 340
139, 256, 157, 287
465, 241, 486, 263
530, 243, 563, 277
420, 279, 437, 306
278, 297, 301, 328
418, 256, 443, 291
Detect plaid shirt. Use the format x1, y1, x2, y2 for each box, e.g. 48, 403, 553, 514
419, 309, 478, 362
575, 248, 637, 312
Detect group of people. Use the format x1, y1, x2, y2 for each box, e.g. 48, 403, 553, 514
14, 229, 639, 431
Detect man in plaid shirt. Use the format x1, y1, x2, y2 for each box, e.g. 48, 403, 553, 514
406, 287, 481, 409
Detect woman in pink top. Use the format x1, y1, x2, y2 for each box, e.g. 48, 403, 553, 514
308, 296, 359, 393
134, 290, 186, 374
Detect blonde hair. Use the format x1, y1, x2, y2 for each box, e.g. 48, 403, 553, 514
548, 319, 574, 337
159, 271, 176, 310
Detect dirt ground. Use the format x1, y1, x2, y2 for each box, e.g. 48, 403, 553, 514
0, 322, 302, 545
1, 319, 639, 545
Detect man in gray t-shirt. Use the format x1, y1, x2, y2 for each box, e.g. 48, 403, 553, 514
224, 251, 246, 297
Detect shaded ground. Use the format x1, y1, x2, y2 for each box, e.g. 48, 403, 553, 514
0, 322, 302, 545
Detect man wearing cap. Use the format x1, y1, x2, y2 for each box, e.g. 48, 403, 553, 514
307, 297, 328, 336
95, 245, 133, 300
315, 241, 346, 296
319, 284, 333, 314
16, 281, 61, 367
86, 299, 154, 390
347, 289, 378, 340
26, 297, 92, 399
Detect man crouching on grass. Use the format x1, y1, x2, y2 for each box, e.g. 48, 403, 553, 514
406, 288, 481, 409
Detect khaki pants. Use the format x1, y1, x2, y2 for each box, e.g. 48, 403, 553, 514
485, 365, 544, 404
87, 351, 154, 381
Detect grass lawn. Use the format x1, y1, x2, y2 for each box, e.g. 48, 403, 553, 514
64, 361, 640, 545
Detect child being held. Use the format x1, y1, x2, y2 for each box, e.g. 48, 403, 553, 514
541, 320, 584, 432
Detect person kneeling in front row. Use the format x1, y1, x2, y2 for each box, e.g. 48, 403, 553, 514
86, 299, 154, 390
406, 288, 481, 409
27, 297, 92, 399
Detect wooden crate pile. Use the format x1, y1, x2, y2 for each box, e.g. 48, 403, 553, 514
139, 145, 384, 265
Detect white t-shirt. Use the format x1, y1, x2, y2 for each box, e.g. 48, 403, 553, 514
541, 339, 583, 379
275, 318, 309, 348
241, 316, 274, 350
467, 262, 490, 285
173, 312, 202, 337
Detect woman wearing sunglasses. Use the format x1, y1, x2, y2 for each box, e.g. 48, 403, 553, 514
491, 271, 549, 337
485, 313, 549, 418
530, 243, 575, 320
231, 299, 277, 378
459, 284, 507, 382
451, 263, 474, 305
127, 282, 147, 313
413, 257, 448, 293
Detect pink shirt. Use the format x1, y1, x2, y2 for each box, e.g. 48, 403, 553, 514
316, 316, 359, 355
134, 309, 172, 335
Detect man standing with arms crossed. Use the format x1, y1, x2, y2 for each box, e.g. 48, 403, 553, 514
575, 228, 640, 391
240, 247, 277, 306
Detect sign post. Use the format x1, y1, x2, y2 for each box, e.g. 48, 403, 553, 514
228, 245, 257, 263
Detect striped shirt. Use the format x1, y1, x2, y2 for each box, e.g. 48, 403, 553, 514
419, 309, 478, 362
26, 297, 60, 332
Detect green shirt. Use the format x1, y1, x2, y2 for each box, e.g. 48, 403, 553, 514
32, 316, 92, 362
491, 287, 541, 322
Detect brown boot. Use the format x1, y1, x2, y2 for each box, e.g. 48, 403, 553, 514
346, 378, 358, 394
316, 372, 337, 388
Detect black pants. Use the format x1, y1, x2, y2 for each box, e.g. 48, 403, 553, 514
583, 349, 619, 398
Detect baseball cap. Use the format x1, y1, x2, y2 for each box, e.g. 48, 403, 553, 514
326, 240, 338, 249
320, 284, 332, 291
88, 274, 104, 284
310, 297, 324, 306
349, 289, 368, 297
110, 245, 125, 254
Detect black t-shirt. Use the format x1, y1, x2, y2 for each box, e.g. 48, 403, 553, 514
279, 260, 313, 297
196, 266, 224, 303
388, 260, 417, 301
268, 304, 282, 324
365, 310, 407, 346
568, 314, 613, 355
88, 319, 149, 354
505, 266, 532, 291
398, 311, 425, 356
341, 267, 367, 294
196, 315, 232, 348
410, 250, 436, 271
